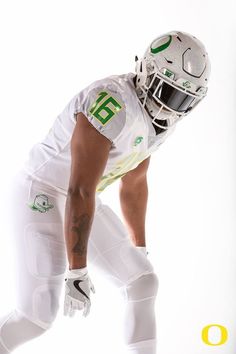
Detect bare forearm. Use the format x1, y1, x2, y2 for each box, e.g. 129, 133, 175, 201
119, 178, 148, 246
64, 192, 95, 269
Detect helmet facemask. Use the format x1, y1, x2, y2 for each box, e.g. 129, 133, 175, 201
136, 60, 207, 131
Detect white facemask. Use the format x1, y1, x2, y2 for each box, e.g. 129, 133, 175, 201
145, 96, 180, 130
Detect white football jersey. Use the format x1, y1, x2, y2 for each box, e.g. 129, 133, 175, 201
23, 73, 175, 194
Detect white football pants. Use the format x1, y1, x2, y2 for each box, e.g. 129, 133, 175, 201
0, 170, 159, 354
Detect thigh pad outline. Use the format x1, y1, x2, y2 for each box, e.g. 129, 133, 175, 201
24, 222, 67, 278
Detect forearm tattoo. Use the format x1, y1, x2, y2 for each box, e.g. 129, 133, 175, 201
71, 214, 91, 255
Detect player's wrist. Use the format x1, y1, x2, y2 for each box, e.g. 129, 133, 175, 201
69, 254, 87, 270
67, 266, 88, 278
136, 246, 148, 255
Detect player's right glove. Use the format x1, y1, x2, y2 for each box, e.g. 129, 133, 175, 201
64, 267, 95, 318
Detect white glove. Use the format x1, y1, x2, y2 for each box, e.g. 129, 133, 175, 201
64, 267, 95, 318
136, 246, 148, 256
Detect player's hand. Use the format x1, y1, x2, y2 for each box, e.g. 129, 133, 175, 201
64, 267, 95, 318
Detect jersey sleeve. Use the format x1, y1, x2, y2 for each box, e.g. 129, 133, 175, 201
80, 87, 126, 145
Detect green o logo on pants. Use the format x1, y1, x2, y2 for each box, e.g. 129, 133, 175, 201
89, 91, 123, 125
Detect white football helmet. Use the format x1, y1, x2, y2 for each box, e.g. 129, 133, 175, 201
135, 30, 211, 131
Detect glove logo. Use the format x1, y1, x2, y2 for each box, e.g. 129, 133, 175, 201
73, 280, 90, 300
28, 194, 54, 213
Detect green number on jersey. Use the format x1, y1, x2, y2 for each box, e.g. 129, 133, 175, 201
89, 91, 122, 125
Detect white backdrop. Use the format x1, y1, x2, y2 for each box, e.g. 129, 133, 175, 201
0, 1, 235, 354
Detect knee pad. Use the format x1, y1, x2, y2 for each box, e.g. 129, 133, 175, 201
120, 272, 159, 349
0, 310, 46, 353
122, 272, 159, 302
14, 222, 67, 329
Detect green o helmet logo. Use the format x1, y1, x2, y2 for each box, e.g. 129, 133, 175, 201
151, 35, 172, 54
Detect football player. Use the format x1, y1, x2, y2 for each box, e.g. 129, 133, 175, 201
0, 31, 210, 354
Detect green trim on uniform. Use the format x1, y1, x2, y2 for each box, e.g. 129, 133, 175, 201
151, 35, 172, 54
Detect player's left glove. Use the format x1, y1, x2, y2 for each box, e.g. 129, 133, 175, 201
64, 267, 95, 318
